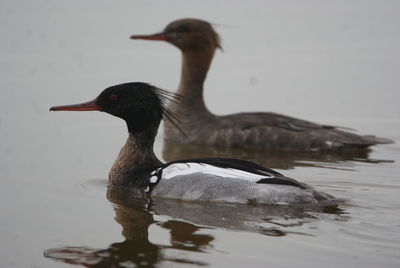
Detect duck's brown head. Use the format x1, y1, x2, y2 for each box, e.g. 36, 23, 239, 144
131, 18, 221, 52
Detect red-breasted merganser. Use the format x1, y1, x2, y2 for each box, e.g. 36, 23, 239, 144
50, 82, 340, 205
130, 18, 392, 151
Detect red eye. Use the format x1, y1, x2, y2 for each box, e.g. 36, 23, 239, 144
109, 94, 118, 101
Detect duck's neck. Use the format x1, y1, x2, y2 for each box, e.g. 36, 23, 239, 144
164, 47, 218, 142
109, 129, 162, 188
174, 48, 216, 115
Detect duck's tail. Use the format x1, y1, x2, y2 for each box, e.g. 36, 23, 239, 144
361, 135, 394, 145
334, 130, 394, 149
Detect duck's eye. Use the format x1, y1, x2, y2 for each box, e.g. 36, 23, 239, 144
109, 94, 118, 101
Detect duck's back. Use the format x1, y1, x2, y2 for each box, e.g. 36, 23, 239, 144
149, 158, 337, 205
166, 111, 392, 151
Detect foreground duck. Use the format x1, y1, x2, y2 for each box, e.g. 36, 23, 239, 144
131, 18, 392, 151
50, 82, 340, 205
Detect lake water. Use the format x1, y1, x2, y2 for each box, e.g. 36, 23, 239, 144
1, 1, 400, 267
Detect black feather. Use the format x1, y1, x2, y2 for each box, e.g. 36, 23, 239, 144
256, 178, 306, 189
152, 87, 190, 138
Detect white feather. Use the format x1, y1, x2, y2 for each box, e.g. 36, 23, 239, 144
160, 163, 271, 181
149, 176, 158, 183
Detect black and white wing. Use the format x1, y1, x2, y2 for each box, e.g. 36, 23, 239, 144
148, 157, 306, 190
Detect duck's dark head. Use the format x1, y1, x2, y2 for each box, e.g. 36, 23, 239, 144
50, 82, 178, 134
131, 18, 221, 52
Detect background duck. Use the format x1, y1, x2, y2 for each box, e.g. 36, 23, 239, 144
131, 18, 392, 151
50, 82, 340, 205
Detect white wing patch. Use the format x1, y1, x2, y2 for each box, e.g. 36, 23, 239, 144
149, 176, 158, 183
160, 163, 272, 182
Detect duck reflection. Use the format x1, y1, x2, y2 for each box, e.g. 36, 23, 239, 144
163, 141, 391, 170
44, 198, 161, 267
45, 187, 346, 267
